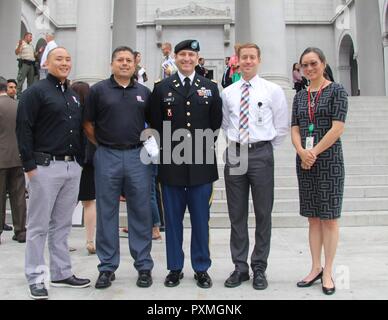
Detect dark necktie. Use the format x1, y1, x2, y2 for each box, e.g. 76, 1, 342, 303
184, 77, 191, 96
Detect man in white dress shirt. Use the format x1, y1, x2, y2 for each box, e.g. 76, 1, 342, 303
40, 33, 58, 79
221, 43, 289, 290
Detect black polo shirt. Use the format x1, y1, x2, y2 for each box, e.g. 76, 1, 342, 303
84, 75, 151, 148
16, 73, 83, 172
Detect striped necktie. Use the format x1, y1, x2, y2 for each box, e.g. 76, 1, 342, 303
239, 82, 251, 144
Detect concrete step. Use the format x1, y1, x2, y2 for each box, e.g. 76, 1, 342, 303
212, 185, 388, 201
217, 164, 388, 177
115, 211, 388, 228
208, 198, 388, 214
273, 154, 388, 165
213, 174, 388, 188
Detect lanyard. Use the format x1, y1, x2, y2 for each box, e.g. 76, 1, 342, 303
307, 82, 325, 134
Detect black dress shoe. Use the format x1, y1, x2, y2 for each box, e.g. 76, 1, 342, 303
322, 277, 336, 295
297, 269, 323, 288
95, 271, 116, 289
3, 224, 13, 231
253, 271, 268, 290
13, 232, 26, 243
224, 270, 250, 288
137, 271, 153, 288
29, 283, 48, 300
194, 271, 212, 289
51, 275, 91, 288
164, 271, 184, 288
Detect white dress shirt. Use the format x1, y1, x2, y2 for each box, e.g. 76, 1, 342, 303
221, 75, 290, 148
177, 71, 195, 86
40, 40, 58, 69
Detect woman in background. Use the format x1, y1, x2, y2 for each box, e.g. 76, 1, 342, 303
71, 81, 97, 255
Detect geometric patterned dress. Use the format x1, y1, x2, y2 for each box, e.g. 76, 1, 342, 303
292, 83, 348, 220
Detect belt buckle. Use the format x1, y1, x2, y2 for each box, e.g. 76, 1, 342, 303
64, 156, 72, 161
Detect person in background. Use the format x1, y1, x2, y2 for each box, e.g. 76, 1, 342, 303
71, 81, 97, 255
293, 63, 305, 93
7, 79, 18, 100
40, 33, 58, 80
0, 80, 27, 245
195, 57, 208, 78
15, 32, 37, 99
228, 44, 241, 80
222, 57, 233, 88
160, 42, 178, 79
134, 51, 148, 85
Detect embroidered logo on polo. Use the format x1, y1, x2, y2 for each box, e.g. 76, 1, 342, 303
137, 96, 144, 102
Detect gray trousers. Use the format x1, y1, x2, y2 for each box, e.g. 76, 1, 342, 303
0, 167, 26, 235
224, 142, 274, 273
16, 63, 35, 98
94, 146, 153, 273
25, 161, 82, 285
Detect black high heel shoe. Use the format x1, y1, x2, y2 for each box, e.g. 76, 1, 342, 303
322, 277, 336, 295
297, 269, 323, 288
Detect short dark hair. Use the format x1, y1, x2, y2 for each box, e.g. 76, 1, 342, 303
0, 82, 7, 92
7, 79, 17, 86
24, 32, 32, 38
111, 46, 135, 62
299, 47, 327, 65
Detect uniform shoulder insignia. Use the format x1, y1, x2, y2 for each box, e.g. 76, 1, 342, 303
154, 79, 161, 84
211, 79, 218, 84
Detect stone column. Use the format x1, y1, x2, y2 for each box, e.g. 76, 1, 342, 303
383, 33, 388, 96
0, 0, 22, 79
355, 0, 385, 96
235, 0, 251, 44
235, 0, 290, 88
74, 0, 112, 84
112, 0, 137, 50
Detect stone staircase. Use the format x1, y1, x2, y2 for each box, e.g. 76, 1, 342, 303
5, 97, 388, 228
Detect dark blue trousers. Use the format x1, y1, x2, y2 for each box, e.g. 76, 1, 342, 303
161, 183, 213, 272
94, 146, 153, 273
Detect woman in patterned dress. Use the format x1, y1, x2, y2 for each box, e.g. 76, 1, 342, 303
291, 48, 348, 295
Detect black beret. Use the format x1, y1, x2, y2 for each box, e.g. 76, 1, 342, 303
174, 40, 200, 54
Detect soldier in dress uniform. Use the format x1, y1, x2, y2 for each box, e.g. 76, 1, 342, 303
150, 40, 222, 289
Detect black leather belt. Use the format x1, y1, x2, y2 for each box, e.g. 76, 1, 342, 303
100, 143, 143, 150
51, 155, 75, 161
21, 59, 35, 65
233, 141, 270, 150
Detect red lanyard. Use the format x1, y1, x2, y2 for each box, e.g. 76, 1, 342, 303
307, 83, 325, 124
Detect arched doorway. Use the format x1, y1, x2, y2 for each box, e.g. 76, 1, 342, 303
339, 34, 359, 96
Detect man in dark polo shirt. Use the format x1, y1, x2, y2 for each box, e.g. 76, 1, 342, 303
83, 46, 154, 289
16, 47, 91, 300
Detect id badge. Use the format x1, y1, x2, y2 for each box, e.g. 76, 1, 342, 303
305, 136, 314, 150
257, 109, 264, 126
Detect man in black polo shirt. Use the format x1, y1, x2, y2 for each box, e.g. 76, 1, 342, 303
16, 47, 91, 300
83, 46, 154, 289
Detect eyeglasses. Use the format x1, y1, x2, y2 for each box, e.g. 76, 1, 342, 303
301, 61, 319, 69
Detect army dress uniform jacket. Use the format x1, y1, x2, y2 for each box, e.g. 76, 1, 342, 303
150, 73, 223, 187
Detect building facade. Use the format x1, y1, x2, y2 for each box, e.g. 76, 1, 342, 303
0, 0, 387, 95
